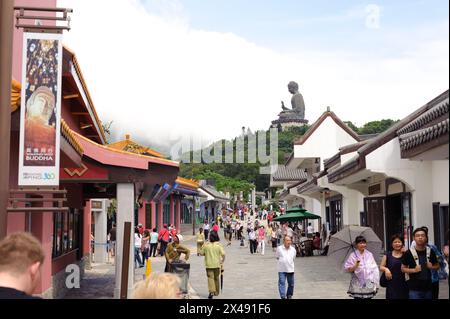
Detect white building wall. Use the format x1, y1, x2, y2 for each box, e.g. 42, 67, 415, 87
294, 117, 359, 170
432, 160, 449, 204
365, 138, 440, 242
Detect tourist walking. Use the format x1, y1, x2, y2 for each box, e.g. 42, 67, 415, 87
134, 227, 144, 268
257, 226, 266, 255
379, 234, 408, 299
401, 227, 439, 299
149, 228, 158, 257
196, 227, 205, 256
199, 231, 225, 299
108, 222, 116, 258
344, 235, 379, 299
141, 229, 150, 264
158, 224, 170, 256
276, 235, 296, 299
248, 227, 257, 254
203, 221, 210, 241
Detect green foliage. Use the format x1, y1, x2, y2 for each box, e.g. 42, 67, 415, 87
180, 126, 309, 192
344, 121, 360, 134
358, 119, 399, 135
193, 170, 254, 196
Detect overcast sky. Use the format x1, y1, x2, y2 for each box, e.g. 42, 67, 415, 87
58, 0, 449, 154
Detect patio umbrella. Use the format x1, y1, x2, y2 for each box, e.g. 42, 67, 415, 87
272, 208, 320, 222
327, 225, 382, 270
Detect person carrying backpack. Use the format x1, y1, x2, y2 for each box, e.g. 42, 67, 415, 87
401, 227, 440, 299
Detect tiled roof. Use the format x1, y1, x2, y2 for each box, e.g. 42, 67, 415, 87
61, 119, 84, 156
272, 165, 308, 181
397, 98, 449, 135
176, 177, 199, 189
399, 118, 449, 152
201, 185, 230, 201
108, 135, 166, 158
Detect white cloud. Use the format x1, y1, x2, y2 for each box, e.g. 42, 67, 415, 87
58, 0, 449, 152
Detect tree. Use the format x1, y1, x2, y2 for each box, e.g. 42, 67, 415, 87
359, 119, 399, 135
344, 121, 359, 134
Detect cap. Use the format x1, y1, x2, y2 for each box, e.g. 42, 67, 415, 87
163, 224, 167, 227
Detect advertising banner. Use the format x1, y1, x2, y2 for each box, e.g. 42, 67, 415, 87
18, 32, 62, 186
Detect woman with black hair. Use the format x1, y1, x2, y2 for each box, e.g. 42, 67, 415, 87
344, 235, 379, 299
380, 234, 408, 299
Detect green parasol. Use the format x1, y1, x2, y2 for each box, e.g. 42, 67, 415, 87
272, 207, 320, 222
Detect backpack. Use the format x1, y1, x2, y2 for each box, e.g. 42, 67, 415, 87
405, 246, 430, 281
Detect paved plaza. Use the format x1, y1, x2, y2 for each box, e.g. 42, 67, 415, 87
64, 232, 449, 299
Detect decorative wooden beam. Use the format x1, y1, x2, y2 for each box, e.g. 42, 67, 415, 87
71, 112, 89, 115
80, 123, 93, 129
64, 93, 79, 99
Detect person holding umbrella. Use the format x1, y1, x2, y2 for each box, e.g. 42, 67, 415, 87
199, 230, 225, 299
344, 235, 380, 299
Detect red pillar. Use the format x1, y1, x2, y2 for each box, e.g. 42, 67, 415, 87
169, 195, 175, 227
138, 200, 146, 228
82, 200, 91, 257
158, 201, 163, 231
30, 194, 53, 295
176, 197, 181, 230
151, 201, 156, 230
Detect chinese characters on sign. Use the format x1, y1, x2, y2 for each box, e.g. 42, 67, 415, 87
18, 33, 62, 186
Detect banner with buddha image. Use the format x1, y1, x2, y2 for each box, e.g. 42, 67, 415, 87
18, 32, 62, 186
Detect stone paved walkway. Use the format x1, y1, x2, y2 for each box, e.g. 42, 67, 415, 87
65, 232, 449, 299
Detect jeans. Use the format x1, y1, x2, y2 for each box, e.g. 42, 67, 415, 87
278, 272, 294, 299
204, 230, 209, 241
149, 243, 158, 257
409, 289, 432, 299
159, 241, 168, 256
134, 247, 143, 267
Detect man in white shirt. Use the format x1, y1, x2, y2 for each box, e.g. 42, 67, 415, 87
307, 223, 313, 237
276, 235, 296, 299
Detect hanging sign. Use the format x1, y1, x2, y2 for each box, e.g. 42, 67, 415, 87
18, 32, 62, 186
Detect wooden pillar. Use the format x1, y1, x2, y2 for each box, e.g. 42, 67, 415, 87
169, 195, 175, 227
0, 0, 14, 240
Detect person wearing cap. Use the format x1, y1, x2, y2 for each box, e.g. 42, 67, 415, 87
169, 225, 177, 243
164, 234, 190, 272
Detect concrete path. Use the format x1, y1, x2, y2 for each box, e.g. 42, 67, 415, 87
64, 232, 449, 299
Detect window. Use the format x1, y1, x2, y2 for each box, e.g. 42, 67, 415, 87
163, 199, 170, 225
52, 209, 81, 258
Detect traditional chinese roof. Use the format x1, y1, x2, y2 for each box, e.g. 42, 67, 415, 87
175, 177, 199, 189
108, 134, 166, 158
71, 130, 179, 169
327, 89, 449, 183
63, 46, 107, 144
294, 111, 360, 145
200, 185, 230, 201
272, 165, 308, 182
61, 119, 84, 156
